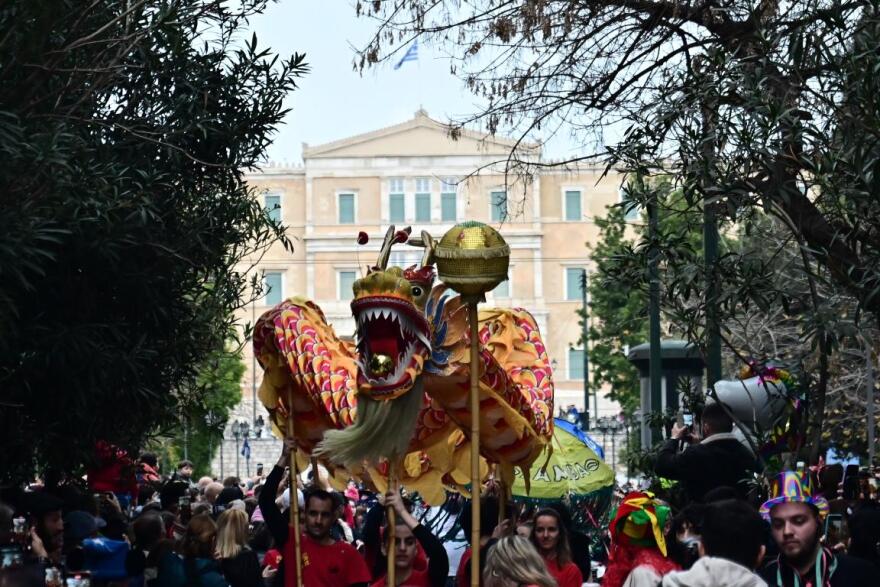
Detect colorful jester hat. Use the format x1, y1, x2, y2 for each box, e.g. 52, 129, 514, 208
759, 470, 829, 520
610, 491, 671, 556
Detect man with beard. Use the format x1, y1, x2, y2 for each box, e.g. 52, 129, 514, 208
758, 471, 879, 586
259, 442, 370, 587
24, 492, 64, 565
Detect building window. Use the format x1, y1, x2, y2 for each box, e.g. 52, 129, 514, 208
568, 348, 585, 380
338, 270, 357, 301
389, 177, 405, 193
492, 279, 511, 299
415, 177, 432, 192
565, 267, 586, 301
389, 251, 420, 269
338, 193, 355, 224
389, 193, 405, 223
491, 190, 507, 222
564, 189, 582, 221
441, 178, 457, 222
620, 187, 639, 221
264, 193, 282, 223
415, 193, 431, 222
441, 192, 457, 222
263, 271, 283, 306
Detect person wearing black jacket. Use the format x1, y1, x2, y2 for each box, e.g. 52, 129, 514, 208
370, 491, 448, 587
654, 402, 758, 502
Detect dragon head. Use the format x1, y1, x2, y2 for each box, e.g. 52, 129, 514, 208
350, 227, 435, 400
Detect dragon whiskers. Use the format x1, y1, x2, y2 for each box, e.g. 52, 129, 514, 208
312, 378, 424, 468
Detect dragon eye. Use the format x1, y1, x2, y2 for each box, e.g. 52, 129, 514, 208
411, 286, 423, 297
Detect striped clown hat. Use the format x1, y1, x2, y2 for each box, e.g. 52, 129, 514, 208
759, 470, 829, 520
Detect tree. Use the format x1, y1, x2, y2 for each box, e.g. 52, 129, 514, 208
153, 345, 246, 478
0, 1, 307, 484
586, 205, 645, 415
356, 1, 880, 459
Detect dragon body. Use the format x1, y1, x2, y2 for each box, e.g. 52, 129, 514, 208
253, 228, 554, 502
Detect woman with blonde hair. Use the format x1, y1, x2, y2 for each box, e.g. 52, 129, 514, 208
215, 508, 261, 587
154, 514, 228, 587
484, 536, 557, 587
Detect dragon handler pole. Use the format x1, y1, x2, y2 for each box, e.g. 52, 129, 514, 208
286, 392, 303, 587
429, 220, 510, 587
468, 301, 481, 587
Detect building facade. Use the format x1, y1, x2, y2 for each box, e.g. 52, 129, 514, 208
213, 110, 631, 476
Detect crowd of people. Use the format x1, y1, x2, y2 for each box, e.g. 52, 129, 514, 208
3, 403, 880, 586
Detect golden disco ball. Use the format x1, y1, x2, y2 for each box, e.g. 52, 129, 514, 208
434, 221, 510, 297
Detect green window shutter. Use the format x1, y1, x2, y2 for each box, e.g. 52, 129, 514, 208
568, 348, 585, 380
415, 193, 431, 222
338, 193, 355, 224
389, 193, 405, 222
566, 267, 585, 300
264, 272, 283, 306
491, 191, 507, 221
264, 194, 281, 223
565, 190, 582, 221
338, 271, 357, 301
441, 192, 456, 221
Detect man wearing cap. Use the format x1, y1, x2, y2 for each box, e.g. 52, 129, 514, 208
758, 471, 879, 586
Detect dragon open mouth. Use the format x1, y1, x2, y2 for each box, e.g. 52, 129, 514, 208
352, 296, 431, 397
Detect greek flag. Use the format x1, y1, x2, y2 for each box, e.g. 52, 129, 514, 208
394, 40, 419, 70
241, 437, 251, 459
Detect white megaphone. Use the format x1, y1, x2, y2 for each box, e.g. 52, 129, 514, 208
709, 375, 791, 433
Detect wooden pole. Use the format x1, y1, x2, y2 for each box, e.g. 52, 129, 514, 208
498, 479, 507, 527
387, 460, 398, 586
468, 301, 481, 587
286, 394, 303, 587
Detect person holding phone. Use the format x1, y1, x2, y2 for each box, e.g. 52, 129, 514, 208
654, 402, 758, 502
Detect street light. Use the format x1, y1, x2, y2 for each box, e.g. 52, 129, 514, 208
231, 420, 243, 478
254, 415, 265, 439
204, 410, 224, 478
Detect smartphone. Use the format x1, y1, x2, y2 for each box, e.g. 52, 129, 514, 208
843, 464, 860, 499
682, 413, 694, 427
178, 496, 192, 524
256, 463, 264, 476
824, 513, 845, 545
796, 461, 806, 473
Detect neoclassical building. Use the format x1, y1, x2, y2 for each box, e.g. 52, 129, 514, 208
214, 110, 633, 476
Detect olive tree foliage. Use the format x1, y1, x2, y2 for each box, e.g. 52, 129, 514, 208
355, 0, 880, 324
0, 0, 307, 483
356, 1, 880, 456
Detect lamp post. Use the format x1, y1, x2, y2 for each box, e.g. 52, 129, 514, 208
231, 420, 242, 478
204, 410, 223, 477
254, 415, 264, 439
240, 419, 251, 477
580, 269, 591, 430
608, 416, 623, 472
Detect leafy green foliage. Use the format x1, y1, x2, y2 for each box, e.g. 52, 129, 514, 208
584, 205, 646, 415
151, 346, 245, 478
0, 1, 307, 483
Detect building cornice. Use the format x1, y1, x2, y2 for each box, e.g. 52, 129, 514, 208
302, 109, 541, 159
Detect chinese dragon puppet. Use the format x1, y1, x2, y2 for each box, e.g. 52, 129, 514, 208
253, 225, 554, 502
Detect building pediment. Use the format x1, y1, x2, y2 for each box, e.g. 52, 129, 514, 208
302, 109, 540, 159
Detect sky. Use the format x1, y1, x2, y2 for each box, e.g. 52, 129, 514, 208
249, 1, 579, 165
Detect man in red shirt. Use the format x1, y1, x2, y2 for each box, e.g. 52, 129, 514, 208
258, 440, 371, 587
296, 488, 371, 586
